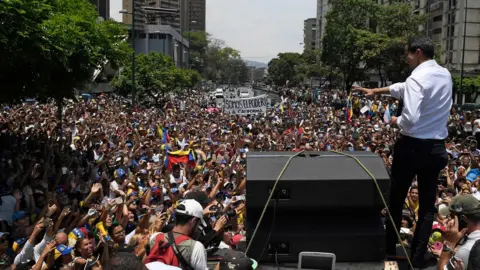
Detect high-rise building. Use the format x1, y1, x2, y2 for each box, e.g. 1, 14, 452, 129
122, 0, 147, 29
393, 0, 480, 75
315, 0, 329, 50
121, 0, 190, 68
188, 0, 206, 32
90, 0, 110, 19
303, 18, 317, 52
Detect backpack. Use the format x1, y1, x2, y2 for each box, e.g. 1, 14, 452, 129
145, 231, 193, 269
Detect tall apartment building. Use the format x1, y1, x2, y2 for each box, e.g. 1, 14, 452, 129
188, 0, 206, 32
89, 0, 110, 19
397, 0, 480, 75
303, 18, 317, 52
121, 0, 189, 68
122, 0, 147, 30
315, 0, 329, 50
374, 0, 480, 76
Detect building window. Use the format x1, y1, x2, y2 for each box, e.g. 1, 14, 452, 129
433, 15, 442, 22
139, 33, 147, 38
433, 28, 442, 35
148, 33, 158, 39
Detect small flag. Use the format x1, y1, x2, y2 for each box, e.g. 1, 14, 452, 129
346, 93, 353, 123
383, 107, 391, 123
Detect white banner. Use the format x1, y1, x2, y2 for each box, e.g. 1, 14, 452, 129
224, 95, 267, 115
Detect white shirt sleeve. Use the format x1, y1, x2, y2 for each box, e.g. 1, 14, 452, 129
396, 77, 424, 132
125, 229, 136, 245
389, 82, 406, 100
34, 233, 53, 262
189, 241, 209, 270
13, 239, 34, 265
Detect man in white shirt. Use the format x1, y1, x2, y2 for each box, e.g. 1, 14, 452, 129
354, 36, 451, 268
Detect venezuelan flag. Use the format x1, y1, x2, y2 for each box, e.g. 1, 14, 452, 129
346, 92, 353, 123
164, 149, 196, 170
157, 124, 163, 138
161, 127, 170, 144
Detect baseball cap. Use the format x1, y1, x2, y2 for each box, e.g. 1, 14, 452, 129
219, 250, 257, 270
175, 199, 206, 227
114, 168, 126, 179
439, 195, 480, 216
184, 191, 213, 206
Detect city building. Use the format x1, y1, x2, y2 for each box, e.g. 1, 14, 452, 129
90, 0, 110, 19
315, 0, 329, 50
303, 18, 317, 52
121, 0, 189, 68
377, 0, 480, 75
188, 0, 206, 32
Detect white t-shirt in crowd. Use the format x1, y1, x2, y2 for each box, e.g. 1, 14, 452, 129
109, 181, 120, 199
125, 229, 136, 245
473, 119, 480, 134
450, 230, 480, 269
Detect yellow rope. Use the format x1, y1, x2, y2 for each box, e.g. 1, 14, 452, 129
246, 150, 414, 269
245, 150, 305, 255
330, 150, 414, 270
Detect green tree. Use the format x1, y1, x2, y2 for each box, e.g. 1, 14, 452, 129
372, 3, 427, 84
267, 53, 304, 86
183, 31, 209, 75
321, 0, 382, 91
0, 0, 130, 107
453, 75, 480, 103
111, 52, 198, 103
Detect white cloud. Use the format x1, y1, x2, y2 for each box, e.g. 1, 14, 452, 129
206, 0, 315, 64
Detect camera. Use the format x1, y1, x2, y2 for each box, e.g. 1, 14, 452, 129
225, 209, 236, 219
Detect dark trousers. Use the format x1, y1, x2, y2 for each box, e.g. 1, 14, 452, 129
386, 135, 448, 263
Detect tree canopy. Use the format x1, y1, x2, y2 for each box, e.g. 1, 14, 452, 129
184, 31, 249, 84
0, 0, 131, 103
453, 75, 480, 103
267, 0, 428, 91
110, 52, 200, 103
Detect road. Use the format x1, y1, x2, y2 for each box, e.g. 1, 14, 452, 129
252, 87, 280, 103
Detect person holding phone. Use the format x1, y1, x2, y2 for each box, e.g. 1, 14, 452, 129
436, 195, 480, 269
354, 36, 452, 267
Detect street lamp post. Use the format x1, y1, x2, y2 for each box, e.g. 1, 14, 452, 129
459, 0, 468, 104
188, 20, 196, 69
120, 5, 136, 106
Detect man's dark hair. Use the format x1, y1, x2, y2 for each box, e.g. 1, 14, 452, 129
407, 36, 435, 59
175, 212, 195, 226
105, 252, 147, 270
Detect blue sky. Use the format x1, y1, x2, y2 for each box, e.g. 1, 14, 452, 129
110, 0, 316, 64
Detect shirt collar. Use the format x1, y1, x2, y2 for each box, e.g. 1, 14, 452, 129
467, 230, 480, 240
411, 60, 437, 75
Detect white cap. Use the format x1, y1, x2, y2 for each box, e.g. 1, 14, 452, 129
176, 199, 206, 226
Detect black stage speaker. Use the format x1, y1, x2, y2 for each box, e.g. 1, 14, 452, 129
245, 151, 390, 263
246, 151, 390, 211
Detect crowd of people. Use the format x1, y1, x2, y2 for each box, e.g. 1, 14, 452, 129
0, 87, 479, 270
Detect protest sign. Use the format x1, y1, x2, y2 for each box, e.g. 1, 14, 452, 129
224, 95, 267, 115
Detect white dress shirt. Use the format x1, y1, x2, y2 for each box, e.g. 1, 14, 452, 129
389, 60, 452, 139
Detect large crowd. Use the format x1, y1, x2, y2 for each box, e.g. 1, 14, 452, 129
0, 88, 479, 270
